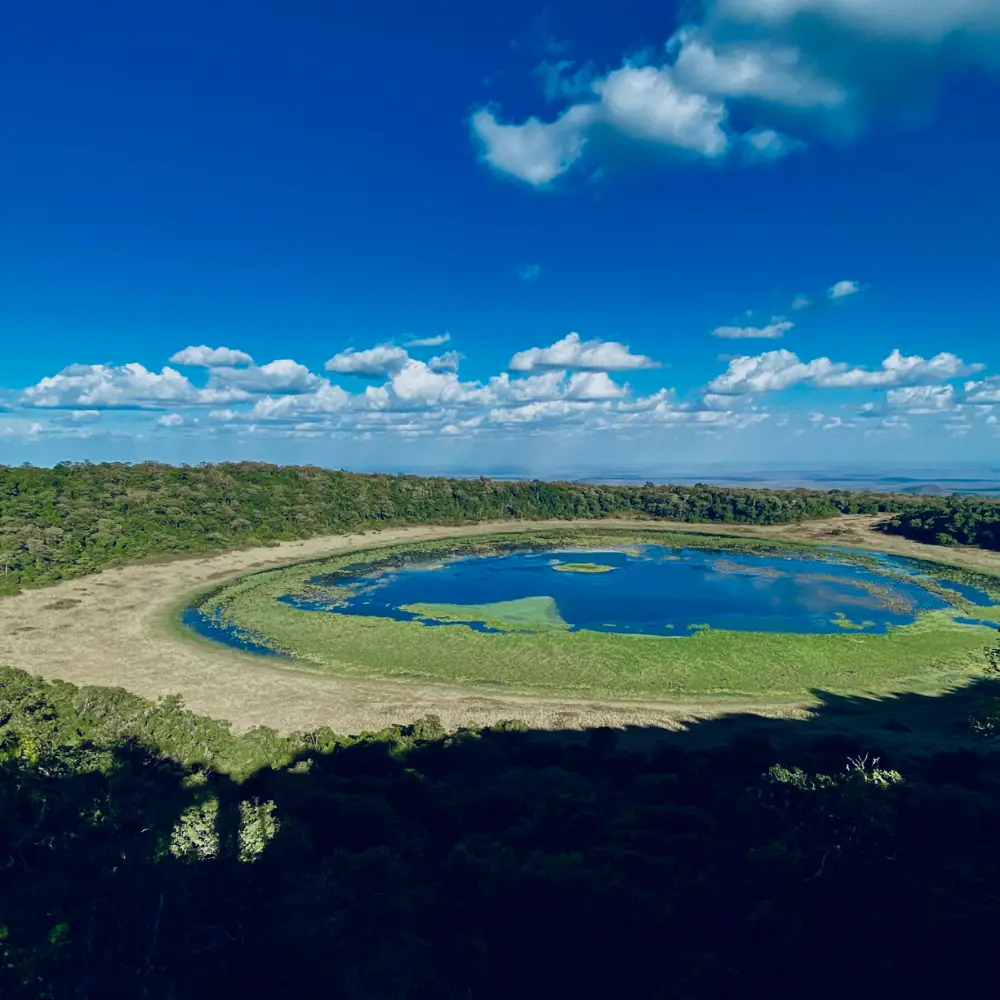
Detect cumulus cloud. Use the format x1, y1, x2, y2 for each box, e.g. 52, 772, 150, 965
565, 371, 628, 400
472, 59, 738, 186
965, 376, 1000, 404
486, 371, 566, 403
250, 382, 352, 421
474, 0, 1000, 186
713, 0, 1000, 43
157, 413, 184, 427
886, 384, 956, 413
170, 345, 254, 367
385, 359, 488, 409
708, 349, 837, 393
207, 360, 324, 395
828, 279, 861, 300
428, 351, 462, 373
815, 349, 983, 388
405, 333, 451, 348
671, 33, 846, 108
471, 105, 594, 186
708, 347, 983, 394
712, 317, 794, 339
325, 345, 411, 377
488, 399, 604, 426
509, 332, 658, 373
20, 363, 234, 410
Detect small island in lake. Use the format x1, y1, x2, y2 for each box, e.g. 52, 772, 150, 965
552, 562, 617, 574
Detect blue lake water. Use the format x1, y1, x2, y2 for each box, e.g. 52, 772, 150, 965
270, 545, 994, 637
181, 607, 286, 657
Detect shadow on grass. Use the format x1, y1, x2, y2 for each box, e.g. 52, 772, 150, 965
4, 660, 1000, 999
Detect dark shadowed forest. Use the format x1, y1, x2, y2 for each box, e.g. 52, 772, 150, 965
3, 463, 1000, 998
3, 660, 1000, 999
1, 461, 932, 593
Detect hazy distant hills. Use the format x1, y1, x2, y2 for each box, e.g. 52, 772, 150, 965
897, 484, 951, 496
456, 466, 1000, 497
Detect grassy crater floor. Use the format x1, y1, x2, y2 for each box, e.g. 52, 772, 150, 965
186, 529, 1000, 702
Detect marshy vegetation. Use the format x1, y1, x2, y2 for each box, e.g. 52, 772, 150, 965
186, 530, 1000, 702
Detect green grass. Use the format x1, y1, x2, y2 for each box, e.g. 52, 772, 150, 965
552, 562, 617, 574
403, 596, 568, 632
185, 529, 1000, 703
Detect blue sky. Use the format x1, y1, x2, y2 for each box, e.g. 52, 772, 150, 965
2, 0, 999, 474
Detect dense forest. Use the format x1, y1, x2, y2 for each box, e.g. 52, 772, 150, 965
6, 460, 999, 997
2, 663, 1000, 998
1, 461, 926, 593
883, 498, 1000, 551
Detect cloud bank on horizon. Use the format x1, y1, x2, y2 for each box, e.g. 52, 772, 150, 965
4, 309, 996, 458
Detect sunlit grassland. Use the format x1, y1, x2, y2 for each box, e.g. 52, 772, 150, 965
551, 562, 617, 574
404, 596, 568, 632
182, 529, 1000, 702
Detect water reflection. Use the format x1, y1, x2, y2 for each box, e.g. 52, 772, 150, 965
274, 545, 991, 637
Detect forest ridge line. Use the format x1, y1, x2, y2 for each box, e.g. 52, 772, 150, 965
3, 460, 994, 594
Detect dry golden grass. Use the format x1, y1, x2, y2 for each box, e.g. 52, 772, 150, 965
2, 515, 998, 735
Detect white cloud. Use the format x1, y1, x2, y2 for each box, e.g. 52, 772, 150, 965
471, 104, 593, 186
828, 279, 861, 300
441, 416, 484, 437
69, 410, 101, 423
405, 333, 451, 348
157, 413, 184, 427
509, 332, 658, 373
207, 360, 324, 395
742, 128, 806, 160
475, 0, 1000, 188
486, 371, 565, 402
712, 317, 794, 338
472, 61, 734, 187
251, 382, 352, 421
713, 0, 1000, 43
964, 376, 1000, 404
791, 296, 811, 310
21, 363, 212, 410
384, 359, 487, 408
814, 349, 982, 388
708, 347, 982, 394
519, 263, 542, 281
488, 399, 603, 425
593, 64, 731, 156
672, 33, 846, 108
325, 345, 411, 377
170, 345, 254, 367
886, 384, 956, 413
428, 351, 462, 373
708, 349, 841, 393
565, 371, 628, 400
